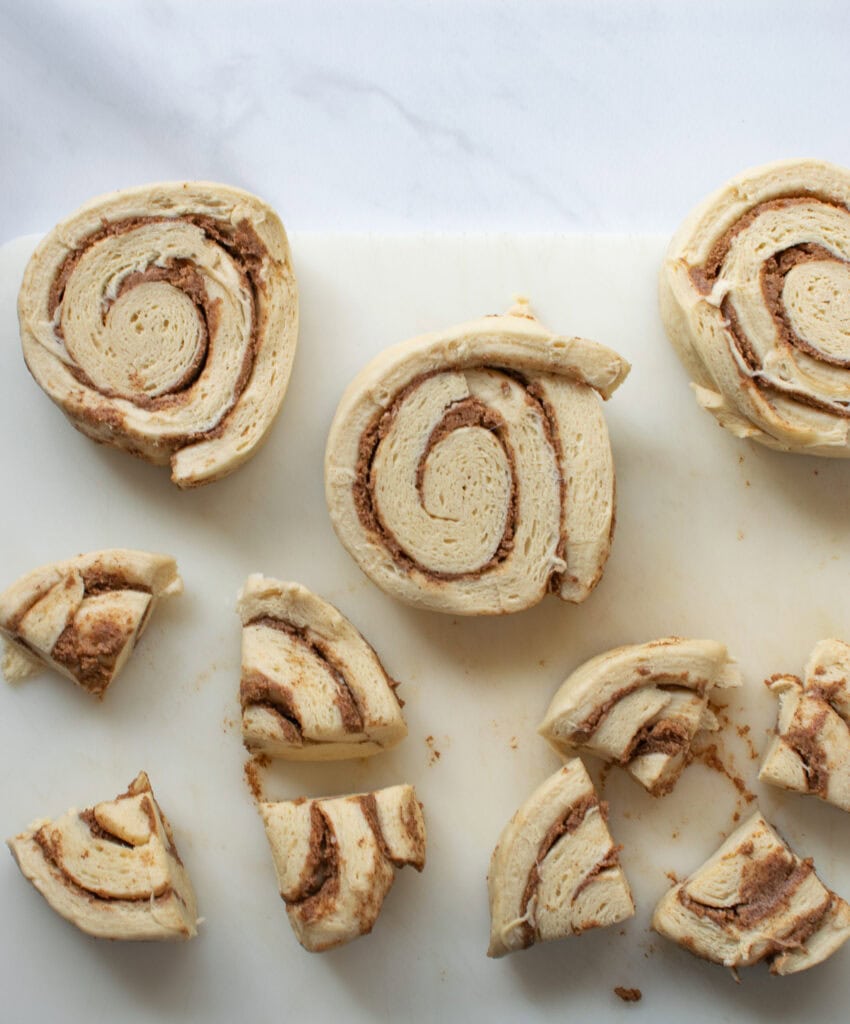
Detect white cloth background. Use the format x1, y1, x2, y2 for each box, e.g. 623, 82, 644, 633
2, 0, 850, 238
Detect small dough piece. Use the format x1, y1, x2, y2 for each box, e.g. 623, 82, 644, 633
0, 550, 182, 696
237, 575, 407, 760
7, 772, 198, 941
660, 159, 850, 456
652, 811, 850, 974
538, 638, 740, 796
18, 182, 298, 487
760, 639, 850, 812
325, 299, 629, 615
487, 759, 633, 958
260, 785, 426, 951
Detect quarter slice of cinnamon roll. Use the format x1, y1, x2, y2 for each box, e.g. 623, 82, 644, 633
760, 639, 850, 812
0, 549, 182, 696
18, 182, 298, 487
652, 811, 850, 974
7, 772, 198, 941
538, 638, 740, 796
237, 575, 407, 759
324, 300, 629, 615
487, 759, 633, 958
260, 785, 426, 951
660, 160, 850, 456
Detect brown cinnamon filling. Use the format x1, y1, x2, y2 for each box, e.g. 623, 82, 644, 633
784, 704, 831, 796
51, 616, 132, 695
291, 805, 341, 921
352, 368, 569, 583
357, 793, 424, 870
689, 195, 850, 417
517, 794, 599, 947
677, 850, 817, 935
240, 669, 302, 745
46, 213, 268, 434
245, 616, 364, 733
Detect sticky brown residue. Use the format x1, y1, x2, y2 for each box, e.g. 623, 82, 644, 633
614, 987, 642, 1003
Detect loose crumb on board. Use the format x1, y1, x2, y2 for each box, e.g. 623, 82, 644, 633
426, 735, 441, 765
244, 755, 271, 801
689, 740, 756, 804
736, 723, 760, 762
614, 987, 642, 1003
509, 736, 518, 751
665, 870, 679, 884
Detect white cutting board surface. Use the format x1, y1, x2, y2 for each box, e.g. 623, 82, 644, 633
0, 232, 849, 1023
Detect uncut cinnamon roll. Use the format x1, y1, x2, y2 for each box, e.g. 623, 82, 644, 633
324, 301, 629, 615
18, 182, 298, 487
8, 772, 198, 941
660, 160, 850, 455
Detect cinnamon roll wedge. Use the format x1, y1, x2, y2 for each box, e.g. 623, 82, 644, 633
324, 300, 629, 615
759, 640, 850, 812
653, 811, 850, 974
18, 182, 298, 486
237, 575, 407, 760
0, 550, 182, 696
538, 638, 740, 796
660, 160, 850, 455
260, 785, 426, 951
7, 772, 198, 941
487, 759, 634, 958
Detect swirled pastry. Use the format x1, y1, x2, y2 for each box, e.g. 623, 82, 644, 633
653, 811, 850, 974
487, 759, 633, 958
0, 550, 182, 696
760, 640, 850, 812
18, 182, 298, 486
324, 301, 629, 615
237, 574, 407, 760
260, 785, 426, 951
7, 772, 198, 941
538, 638, 740, 796
660, 160, 850, 455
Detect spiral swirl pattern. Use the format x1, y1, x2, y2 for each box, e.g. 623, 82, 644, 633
660, 160, 850, 455
18, 182, 298, 486
324, 303, 629, 615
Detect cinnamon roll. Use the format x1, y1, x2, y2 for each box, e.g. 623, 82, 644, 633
0, 549, 182, 696
487, 759, 633, 958
660, 160, 850, 455
238, 575, 407, 760
325, 301, 629, 615
653, 811, 850, 974
260, 785, 426, 951
18, 182, 298, 486
7, 772, 198, 941
760, 639, 850, 812
538, 638, 740, 796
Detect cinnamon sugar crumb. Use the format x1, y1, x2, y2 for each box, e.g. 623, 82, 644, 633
614, 987, 642, 1003
243, 755, 270, 801
509, 736, 518, 751
425, 735, 441, 766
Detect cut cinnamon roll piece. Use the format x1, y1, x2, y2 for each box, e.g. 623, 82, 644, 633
487, 759, 634, 958
7, 772, 198, 941
538, 638, 740, 796
237, 575, 407, 760
260, 785, 426, 951
0, 549, 182, 696
653, 811, 850, 974
759, 639, 850, 812
324, 300, 629, 615
660, 160, 850, 456
18, 182, 298, 487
